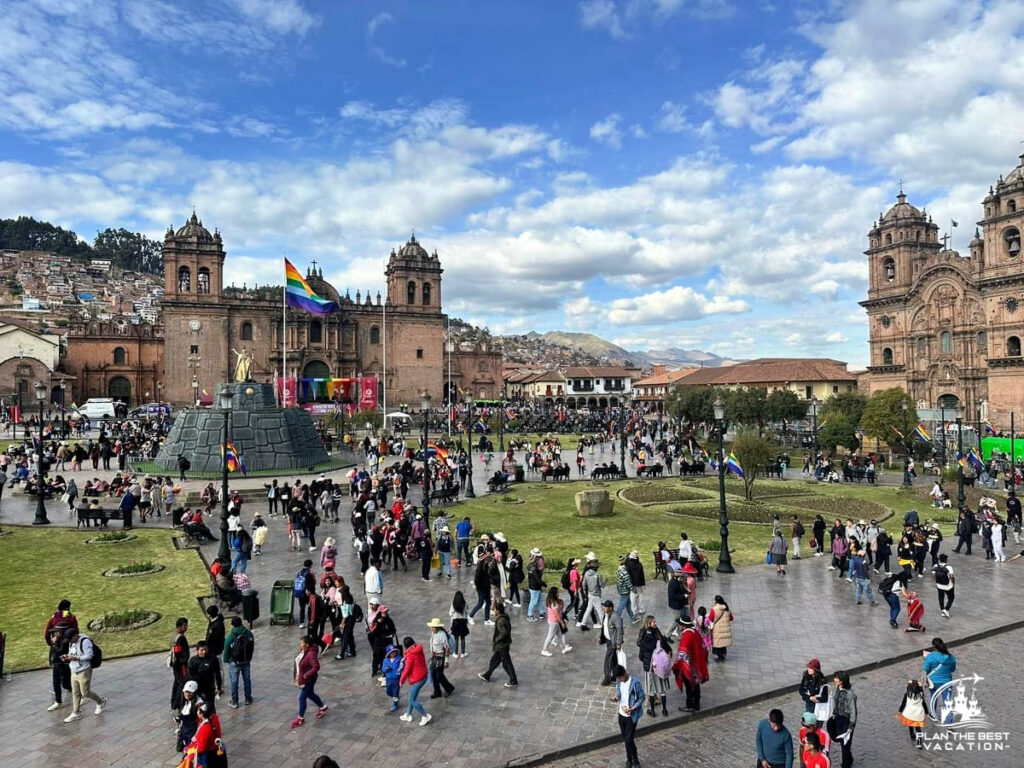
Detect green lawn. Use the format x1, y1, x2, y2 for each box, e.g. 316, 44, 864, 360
0, 527, 210, 672
453, 474, 967, 574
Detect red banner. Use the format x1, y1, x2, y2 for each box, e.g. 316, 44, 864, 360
276, 377, 297, 407
358, 376, 378, 412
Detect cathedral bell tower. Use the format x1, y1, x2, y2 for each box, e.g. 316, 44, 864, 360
385, 234, 443, 314
162, 212, 226, 302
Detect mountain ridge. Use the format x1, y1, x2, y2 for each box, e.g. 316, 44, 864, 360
497, 330, 737, 369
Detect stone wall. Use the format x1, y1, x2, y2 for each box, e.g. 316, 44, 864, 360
155, 382, 328, 472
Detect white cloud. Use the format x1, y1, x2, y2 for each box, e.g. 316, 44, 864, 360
590, 113, 623, 149
580, 0, 627, 39
606, 286, 749, 325
580, 0, 733, 38
366, 12, 407, 68
232, 0, 318, 36
655, 101, 690, 133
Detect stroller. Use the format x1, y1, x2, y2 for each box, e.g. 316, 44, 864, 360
904, 590, 926, 632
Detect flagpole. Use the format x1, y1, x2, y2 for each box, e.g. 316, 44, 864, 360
282, 255, 287, 408
447, 315, 451, 437
382, 256, 387, 432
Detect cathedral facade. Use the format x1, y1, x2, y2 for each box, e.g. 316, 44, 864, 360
67, 214, 502, 408
861, 153, 1024, 428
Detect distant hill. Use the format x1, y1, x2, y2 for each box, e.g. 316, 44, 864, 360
499, 330, 736, 369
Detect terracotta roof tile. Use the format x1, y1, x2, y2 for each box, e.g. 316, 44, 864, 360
678, 358, 855, 387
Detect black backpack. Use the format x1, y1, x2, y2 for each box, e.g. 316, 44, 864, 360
561, 571, 571, 590
87, 636, 103, 668
878, 574, 897, 596
933, 564, 950, 586
229, 630, 255, 664
352, 603, 364, 623
239, 530, 253, 555
794, 522, 805, 537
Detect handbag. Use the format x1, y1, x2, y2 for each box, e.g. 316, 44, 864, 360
809, 538, 818, 550
813, 683, 834, 722
765, 551, 772, 564
615, 649, 628, 669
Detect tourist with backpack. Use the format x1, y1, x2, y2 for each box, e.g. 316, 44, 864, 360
933, 553, 956, 618
636, 615, 671, 717
222, 616, 254, 707
791, 516, 805, 559
294, 560, 316, 627
60, 626, 106, 723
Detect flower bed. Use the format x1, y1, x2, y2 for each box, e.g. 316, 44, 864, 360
661, 500, 793, 524
103, 562, 165, 578
85, 532, 138, 544
620, 484, 715, 505
87, 609, 161, 633
683, 477, 813, 499
782, 495, 889, 522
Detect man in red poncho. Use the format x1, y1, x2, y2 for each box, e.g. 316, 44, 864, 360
672, 617, 708, 712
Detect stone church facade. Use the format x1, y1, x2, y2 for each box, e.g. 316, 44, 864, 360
861, 153, 1024, 428
66, 213, 501, 408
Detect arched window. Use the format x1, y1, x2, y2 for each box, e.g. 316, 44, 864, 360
309, 320, 322, 344
941, 331, 952, 354
1004, 227, 1021, 257
977, 331, 987, 353
197, 267, 210, 295
883, 257, 895, 282
885, 233, 892, 245
1010, 200, 1017, 213
407, 280, 416, 304
178, 266, 191, 293
370, 326, 380, 344
882, 347, 893, 365
113, 347, 127, 365
240, 322, 253, 341
1009, 336, 1022, 357
422, 282, 431, 306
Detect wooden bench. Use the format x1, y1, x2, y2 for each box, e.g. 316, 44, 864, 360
637, 464, 664, 478
486, 477, 509, 493
208, 570, 243, 612
76, 506, 127, 528
429, 486, 459, 505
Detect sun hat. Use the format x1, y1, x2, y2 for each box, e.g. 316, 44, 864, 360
529, 547, 542, 557
441, 526, 450, 533
682, 562, 698, 574
369, 596, 381, 605
585, 551, 598, 562
494, 532, 507, 543
618, 555, 627, 563
426, 618, 445, 629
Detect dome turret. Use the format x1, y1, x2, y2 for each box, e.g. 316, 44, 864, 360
174, 211, 214, 241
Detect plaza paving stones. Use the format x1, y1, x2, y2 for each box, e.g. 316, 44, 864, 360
1, 461, 1022, 767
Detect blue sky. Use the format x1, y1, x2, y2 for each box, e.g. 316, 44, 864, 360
4, 0, 1024, 367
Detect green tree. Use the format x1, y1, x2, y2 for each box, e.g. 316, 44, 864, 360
93, 228, 162, 275
817, 414, 860, 453
730, 427, 776, 500
822, 391, 868, 426
666, 385, 719, 427
727, 387, 769, 435
860, 388, 918, 451
0, 216, 92, 257
765, 389, 808, 436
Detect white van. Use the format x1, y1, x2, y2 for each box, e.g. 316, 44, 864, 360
79, 398, 117, 419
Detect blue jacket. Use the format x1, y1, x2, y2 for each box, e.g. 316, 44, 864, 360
382, 650, 403, 683
619, 676, 645, 724
923, 651, 956, 688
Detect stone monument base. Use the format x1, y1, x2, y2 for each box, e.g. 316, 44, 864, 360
575, 489, 615, 517
154, 382, 330, 473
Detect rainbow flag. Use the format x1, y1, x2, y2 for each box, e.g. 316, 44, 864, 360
222, 441, 247, 476
968, 448, 985, 473
427, 441, 449, 461
984, 421, 1000, 436
285, 258, 338, 315
724, 452, 745, 479
913, 424, 931, 443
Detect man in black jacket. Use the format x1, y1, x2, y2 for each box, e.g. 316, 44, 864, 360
205, 606, 226, 657
626, 550, 646, 615
667, 572, 687, 636
169, 618, 190, 710
477, 602, 517, 687
186, 641, 223, 712
953, 509, 974, 555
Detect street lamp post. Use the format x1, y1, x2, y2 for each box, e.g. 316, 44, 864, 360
464, 395, 476, 499
217, 387, 234, 563
192, 377, 199, 407
956, 416, 966, 511
32, 381, 51, 525
59, 380, 67, 437
809, 396, 819, 457
713, 397, 733, 573
902, 399, 912, 487
420, 392, 432, 518
499, 401, 505, 452
618, 409, 628, 479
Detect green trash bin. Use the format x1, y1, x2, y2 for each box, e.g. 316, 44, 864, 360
270, 579, 295, 625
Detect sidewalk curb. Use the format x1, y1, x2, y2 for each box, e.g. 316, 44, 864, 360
501, 617, 1024, 768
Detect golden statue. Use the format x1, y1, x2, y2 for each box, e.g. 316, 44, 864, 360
232, 348, 253, 382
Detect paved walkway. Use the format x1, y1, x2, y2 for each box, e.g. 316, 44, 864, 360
0, 460, 1021, 767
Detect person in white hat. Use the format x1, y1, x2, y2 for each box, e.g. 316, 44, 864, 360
426, 618, 455, 698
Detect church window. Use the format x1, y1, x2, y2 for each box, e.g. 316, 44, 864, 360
882, 347, 893, 365
240, 322, 253, 341
422, 282, 431, 306
941, 331, 952, 354
478, 360, 489, 372
197, 267, 210, 295
416, 349, 424, 359
1009, 200, 1017, 213
915, 230, 921, 241
178, 266, 191, 293
370, 326, 380, 344
407, 281, 416, 304
885, 233, 892, 245
113, 347, 127, 365
1004, 227, 1021, 257
309, 320, 323, 344
977, 331, 987, 353
883, 258, 895, 282
917, 337, 926, 357
1009, 336, 1022, 357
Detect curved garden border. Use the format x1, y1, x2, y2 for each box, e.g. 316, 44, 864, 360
103, 564, 166, 578
87, 611, 161, 633
84, 533, 139, 545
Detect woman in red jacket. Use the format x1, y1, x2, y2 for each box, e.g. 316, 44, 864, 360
399, 636, 431, 726
291, 635, 328, 728
184, 699, 223, 767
